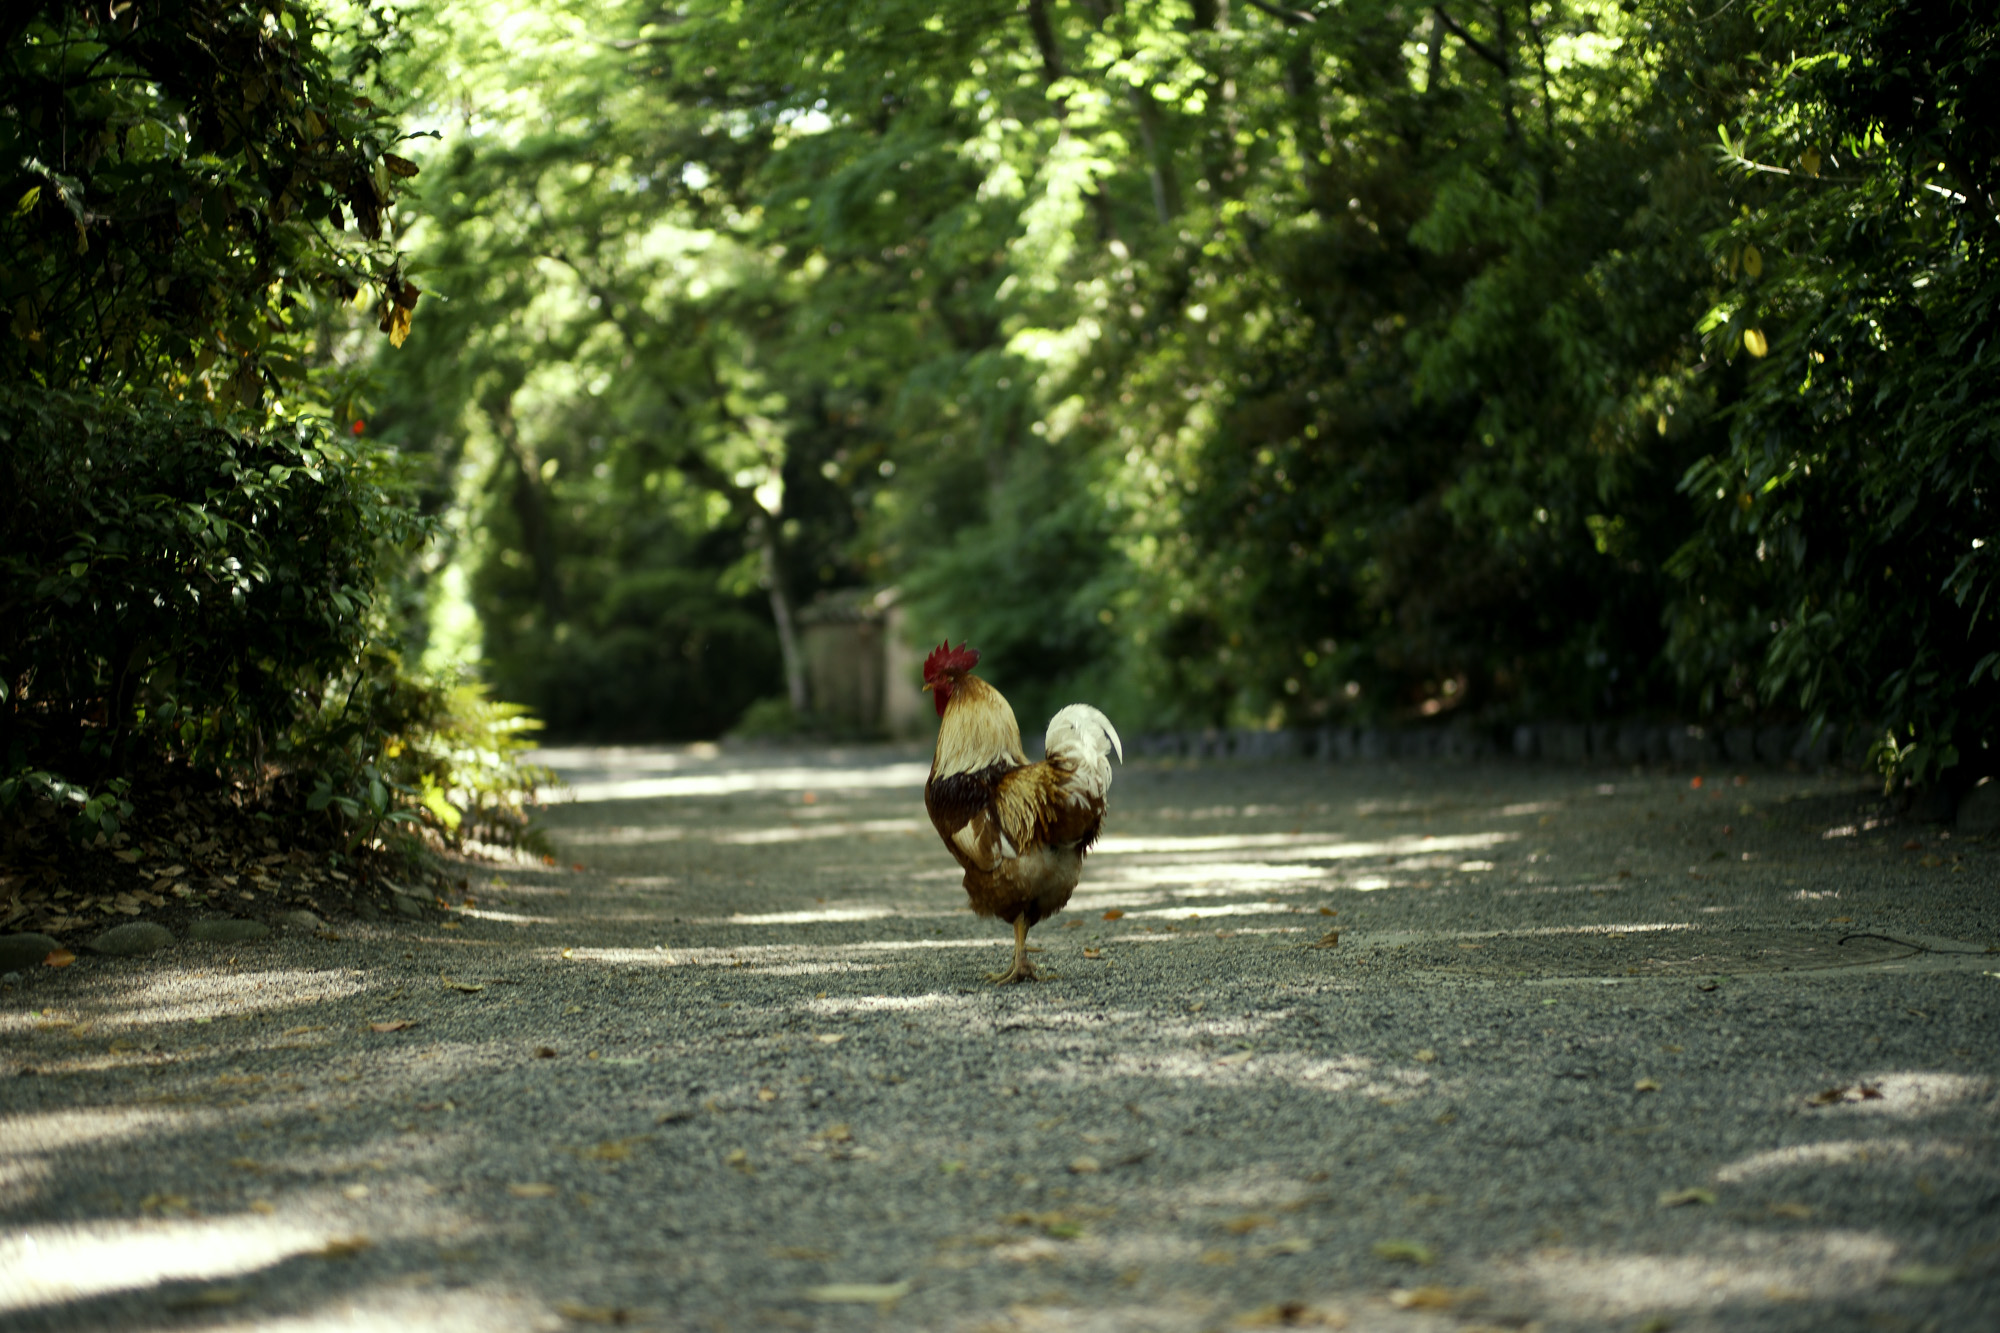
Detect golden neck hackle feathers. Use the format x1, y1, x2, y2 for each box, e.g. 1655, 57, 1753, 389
932, 674, 1027, 778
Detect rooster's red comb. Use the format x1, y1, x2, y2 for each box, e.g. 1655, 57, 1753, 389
923, 640, 980, 680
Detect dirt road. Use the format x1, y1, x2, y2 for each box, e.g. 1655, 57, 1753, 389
2, 745, 1995, 1331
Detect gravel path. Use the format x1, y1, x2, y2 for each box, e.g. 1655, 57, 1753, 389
2, 745, 1995, 1332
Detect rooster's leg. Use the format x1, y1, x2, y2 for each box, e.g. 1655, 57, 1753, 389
985, 915, 1039, 984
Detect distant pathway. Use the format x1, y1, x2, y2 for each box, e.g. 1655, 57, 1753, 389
2, 746, 1995, 1331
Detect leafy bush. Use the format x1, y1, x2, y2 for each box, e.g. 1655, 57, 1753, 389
1668, 0, 2000, 789
0, 387, 423, 783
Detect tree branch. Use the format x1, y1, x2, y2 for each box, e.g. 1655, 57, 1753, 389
1433, 6, 1508, 75
1241, 0, 1316, 26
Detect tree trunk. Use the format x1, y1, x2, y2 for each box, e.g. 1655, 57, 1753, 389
753, 513, 809, 714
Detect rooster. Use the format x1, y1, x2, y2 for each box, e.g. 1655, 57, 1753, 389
922, 642, 1122, 984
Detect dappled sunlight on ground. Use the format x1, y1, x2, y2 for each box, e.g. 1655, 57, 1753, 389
1501, 1228, 1903, 1318
1094, 831, 1517, 859
1715, 1136, 1974, 1183
0, 969, 367, 1033
558, 762, 931, 802
0, 1214, 337, 1314
6, 749, 1992, 1331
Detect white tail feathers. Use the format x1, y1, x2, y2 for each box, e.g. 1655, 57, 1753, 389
1044, 704, 1122, 803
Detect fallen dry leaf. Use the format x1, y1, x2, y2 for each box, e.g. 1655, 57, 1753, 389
314, 1236, 372, 1259
43, 949, 75, 968
1769, 1202, 1814, 1220
1101, 909, 1124, 920
508, 1183, 558, 1198
1634, 1078, 1661, 1093
1414, 1048, 1437, 1063
369, 1020, 417, 1033
757, 1087, 778, 1102
583, 1138, 643, 1162
1372, 1239, 1435, 1265
1223, 1214, 1275, 1235
1082, 948, 1103, 960
1067, 1156, 1101, 1175
535, 1046, 558, 1059
1658, 1187, 1715, 1207
1307, 929, 1341, 949
556, 1303, 633, 1324
803, 1280, 910, 1305
815, 1034, 845, 1045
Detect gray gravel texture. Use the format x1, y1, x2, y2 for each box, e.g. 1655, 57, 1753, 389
2, 745, 1996, 1333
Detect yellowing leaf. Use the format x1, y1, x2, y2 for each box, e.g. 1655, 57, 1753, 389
803, 1281, 910, 1305
556, 1303, 632, 1324
1743, 328, 1769, 357
1373, 1239, 1435, 1265
1742, 244, 1763, 278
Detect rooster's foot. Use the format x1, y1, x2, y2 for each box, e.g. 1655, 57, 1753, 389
986, 918, 1041, 984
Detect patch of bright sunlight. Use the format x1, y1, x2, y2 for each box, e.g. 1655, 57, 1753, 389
531, 744, 720, 769
713, 819, 926, 845
1094, 830, 1514, 858
1716, 1136, 1973, 1184
559, 763, 931, 802
807, 993, 975, 1014
0, 969, 367, 1033
561, 939, 998, 968
1, 1107, 209, 1202
1052, 1049, 1424, 1101
1500, 801, 1563, 816
1509, 1230, 1899, 1317
0, 1106, 201, 1158
1817, 1072, 1995, 1116
560, 818, 925, 846
455, 908, 557, 924
1092, 862, 1330, 890
722, 907, 899, 925
0, 1215, 328, 1314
